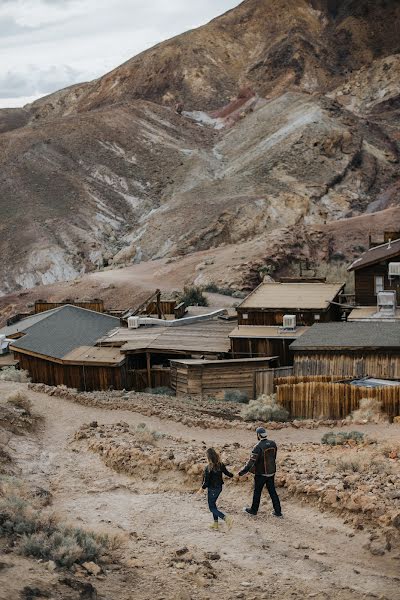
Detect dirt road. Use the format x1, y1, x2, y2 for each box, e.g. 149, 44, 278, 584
1, 382, 399, 600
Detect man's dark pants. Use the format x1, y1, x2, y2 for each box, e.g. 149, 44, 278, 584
251, 474, 282, 515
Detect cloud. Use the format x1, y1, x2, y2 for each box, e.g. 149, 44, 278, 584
0, 0, 241, 108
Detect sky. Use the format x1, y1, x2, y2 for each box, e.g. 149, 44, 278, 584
0, 0, 242, 108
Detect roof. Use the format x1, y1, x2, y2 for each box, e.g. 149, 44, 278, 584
238, 283, 345, 310
348, 306, 400, 321
350, 378, 400, 388
348, 238, 400, 271
99, 318, 237, 354
229, 326, 308, 339
10, 305, 119, 360
0, 307, 63, 338
62, 346, 125, 365
290, 322, 400, 351
170, 357, 278, 366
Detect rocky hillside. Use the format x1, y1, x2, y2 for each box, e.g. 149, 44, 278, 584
0, 0, 399, 295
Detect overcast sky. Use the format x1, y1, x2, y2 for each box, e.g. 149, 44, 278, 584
0, 0, 241, 108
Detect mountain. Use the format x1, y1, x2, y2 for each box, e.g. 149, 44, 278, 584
0, 0, 399, 296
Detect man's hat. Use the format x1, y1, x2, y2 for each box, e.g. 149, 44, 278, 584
256, 427, 268, 438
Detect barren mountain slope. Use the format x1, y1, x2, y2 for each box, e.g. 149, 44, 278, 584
0, 0, 399, 296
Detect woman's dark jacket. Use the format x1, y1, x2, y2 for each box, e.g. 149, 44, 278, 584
202, 463, 233, 489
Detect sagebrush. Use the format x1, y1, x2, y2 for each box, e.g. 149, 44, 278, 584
145, 386, 174, 397
6, 391, 32, 414
179, 286, 208, 307
0, 367, 31, 383
241, 394, 289, 422
224, 390, 248, 403
347, 397, 388, 423
321, 431, 365, 446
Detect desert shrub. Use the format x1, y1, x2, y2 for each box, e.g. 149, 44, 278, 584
0, 477, 113, 567
224, 390, 248, 403
145, 386, 174, 397
0, 367, 31, 383
241, 394, 289, 422
347, 398, 388, 423
321, 431, 365, 446
6, 392, 32, 415
134, 423, 164, 444
335, 458, 363, 473
179, 286, 208, 307
204, 283, 233, 296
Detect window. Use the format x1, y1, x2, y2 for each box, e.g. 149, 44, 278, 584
374, 275, 384, 295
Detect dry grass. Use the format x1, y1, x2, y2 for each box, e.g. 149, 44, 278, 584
6, 392, 32, 415
347, 398, 389, 424
241, 394, 289, 422
0, 368, 31, 383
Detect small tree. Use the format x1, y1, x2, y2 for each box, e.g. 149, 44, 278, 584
179, 286, 208, 307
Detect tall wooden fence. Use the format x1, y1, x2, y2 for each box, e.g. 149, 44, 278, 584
277, 381, 400, 420
255, 366, 294, 396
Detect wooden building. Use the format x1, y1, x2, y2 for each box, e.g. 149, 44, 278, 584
9, 305, 124, 391
229, 325, 308, 366
290, 322, 400, 379
348, 237, 400, 305
236, 282, 345, 326
170, 357, 279, 399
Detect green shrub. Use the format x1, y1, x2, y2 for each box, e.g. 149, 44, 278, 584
224, 390, 248, 403
204, 283, 233, 296
241, 394, 289, 422
179, 286, 208, 307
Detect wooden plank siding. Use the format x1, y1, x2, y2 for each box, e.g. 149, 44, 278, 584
145, 301, 177, 316
294, 351, 400, 379
231, 337, 294, 365
237, 305, 342, 326
34, 300, 104, 314
14, 351, 131, 391
277, 381, 400, 420
354, 260, 400, 305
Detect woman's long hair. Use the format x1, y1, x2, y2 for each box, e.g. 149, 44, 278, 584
206, 447, 221, 471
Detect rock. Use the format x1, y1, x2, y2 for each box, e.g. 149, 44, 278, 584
316, 550, 327, 555
45, 560, 57, 572
176, 547, 189, 556
369, 544, 386, 556
82, 561, 102, 576
240, 581, 251, 587
204, 552, 220, 561
90, 421, 98, 428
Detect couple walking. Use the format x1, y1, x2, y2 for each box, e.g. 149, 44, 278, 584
200, 427, 282, 529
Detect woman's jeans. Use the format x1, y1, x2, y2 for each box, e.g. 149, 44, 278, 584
207, 486, 225, 521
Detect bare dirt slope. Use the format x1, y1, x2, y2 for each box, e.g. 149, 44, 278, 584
0, 0, 399, 296
1, 381, 399, 600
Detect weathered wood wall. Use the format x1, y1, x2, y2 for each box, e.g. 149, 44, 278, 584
294, 352, 400, 379
231, 337, 294, 365
131, 368, 171, 391
255, 366, 294, 396
237, 306, 341, 326
277, 381, 400, 420
14, 352, 130, 391
34, 300, 104, 314
146, 301, 176, 315
354, 258, 400, 305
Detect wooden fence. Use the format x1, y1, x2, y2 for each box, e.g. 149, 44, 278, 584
277, 381, 400, 420
275, 375, 344, 386
255, 366, 294, 396
34, 300, 104, 314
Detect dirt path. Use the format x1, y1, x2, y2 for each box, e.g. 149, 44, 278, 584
2, 382, 399, 600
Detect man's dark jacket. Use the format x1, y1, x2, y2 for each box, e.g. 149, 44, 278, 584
239, 439, 277, 477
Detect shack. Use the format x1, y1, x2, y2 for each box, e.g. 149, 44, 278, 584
9, 305, 126, 391
348, 237, 400, 305
290, 322, 400, 379
229, 325, 308, 365
236, 282, 345, 326
170, 357, 279, 399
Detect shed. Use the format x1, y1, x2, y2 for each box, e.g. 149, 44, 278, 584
237, 282, 345, 326
229, 325, 308, 365
9, 305, 125, 390
170, 357, 279, 399
290, 322, 400, 379
348, 238, 400, 305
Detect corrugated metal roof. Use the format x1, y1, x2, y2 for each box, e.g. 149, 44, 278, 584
350, 378, 400, 388
238, 283, 345, 310
290, 322, 400, 350
348, 306, 400, 321
10, 305, 119, 360
348, 238, 400, 271
0, 307, 63, 337
229, 326, 309, 339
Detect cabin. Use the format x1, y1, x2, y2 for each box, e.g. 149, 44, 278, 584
290, 322, 400, 380
9, 305, 127, 391
229, 325, 308, 366
236, 282, 345, 327
348, 237, 400, 305
170, 357, 279, 399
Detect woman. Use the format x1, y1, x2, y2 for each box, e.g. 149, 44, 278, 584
200, 447, 234, 530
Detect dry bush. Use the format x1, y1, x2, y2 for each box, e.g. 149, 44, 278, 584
0, 367, 31, 383
241, 394, 289, 422
6, 392, 32, 415
134, 423, 164, 445
347, 398, 388, 423
322, 431, 365, 445
0, 477, 115, 567
334, 456, 392, 476
224, 390, 248, 403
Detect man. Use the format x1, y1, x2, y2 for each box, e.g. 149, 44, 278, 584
238, 427, 282, 517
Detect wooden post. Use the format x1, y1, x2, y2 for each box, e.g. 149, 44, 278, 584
146, 352, 151, 389
156, 291, 162, 320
